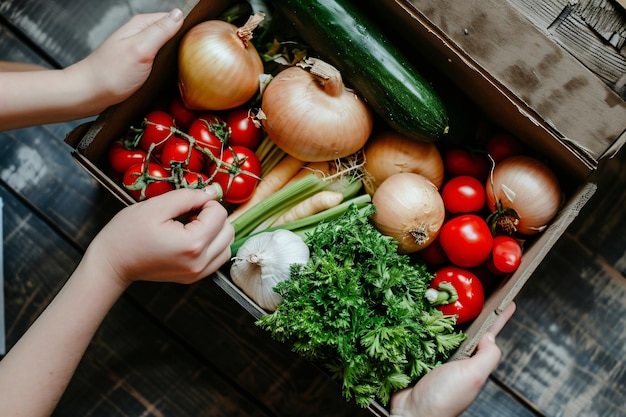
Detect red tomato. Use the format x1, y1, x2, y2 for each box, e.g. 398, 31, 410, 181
418, 235, 448, 266
441, 175, 486, 214
439, 214, 493, 268
138, 110, 176, 153
427, 266, 485, 324
183, 171, 210, 188
211, 146, 261, 204
489, 235, 523, 274
188, 114, 228, 159
169, 96, 197, 131
225, 108, 262, 149
444, 148, 490, 180
160, 136, 205, 172
486, 132, 524, 162
122, 161, 174, 201
108, 141, 147, 174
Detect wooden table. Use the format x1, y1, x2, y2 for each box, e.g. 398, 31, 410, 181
1, 1, 625, 416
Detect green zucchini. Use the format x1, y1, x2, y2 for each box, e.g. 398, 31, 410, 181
270, 0, 449, 141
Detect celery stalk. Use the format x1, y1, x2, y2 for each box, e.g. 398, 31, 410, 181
231, 173, 329, 239
230, 194, 372, 255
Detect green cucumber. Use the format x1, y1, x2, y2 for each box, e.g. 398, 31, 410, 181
270, 0, 449, 141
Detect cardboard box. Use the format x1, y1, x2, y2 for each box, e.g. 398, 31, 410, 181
65, 0, 621, 413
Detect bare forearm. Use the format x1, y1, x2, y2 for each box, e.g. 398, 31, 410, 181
0, 249, 129, 417
0, 63, 108, 130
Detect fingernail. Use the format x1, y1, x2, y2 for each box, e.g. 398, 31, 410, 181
204, 183, 223, 200
168, 8, 183, 22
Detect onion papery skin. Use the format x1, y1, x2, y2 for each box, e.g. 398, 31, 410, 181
371, 172, 446, 254
178, 20, 264, 111
363, 130, 444, 196
261, 65, 373, 162
486, 155, 561, 235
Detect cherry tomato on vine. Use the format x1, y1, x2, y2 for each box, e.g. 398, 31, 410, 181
138, 110, 176, 153
210, 146, 261, 204
108, 141, 147, 174
160, 136, 205, 172
441, 175, 486, 214
188, 114, 228, 159
426, 266, 485, 324
169, 96, 197, 131
439, 214, 493, 268
122, 161, 174, 201
488, 235, 523, 275
182, 171, 210, 189
225, 108, 262, 149
486, 132, 524, 163
444, 148, 490, 180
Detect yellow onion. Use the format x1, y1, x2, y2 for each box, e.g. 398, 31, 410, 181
363, 130, 444, 195
486, 155, 561, 235
178, 13, 265, 111
371, 172, 445, 254
260, 59, 373, 162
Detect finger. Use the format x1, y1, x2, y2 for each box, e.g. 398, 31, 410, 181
189, 199, 229, 231
129, 9, 184, 53
203, 183, 223, 201
488, 301, 516, 336
194, 225, 235, 279
145, 188, 211, 220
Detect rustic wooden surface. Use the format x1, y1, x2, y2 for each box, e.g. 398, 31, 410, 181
1, 1, 626, 416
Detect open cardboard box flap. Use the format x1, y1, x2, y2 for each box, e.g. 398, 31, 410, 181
374, 0, 626, 180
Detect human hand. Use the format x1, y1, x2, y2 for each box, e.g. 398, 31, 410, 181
85, 185, 233, 288
389, 302, 517, 417
72, 9, 184, 110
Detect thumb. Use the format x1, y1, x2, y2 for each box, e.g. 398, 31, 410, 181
470, 332, 502, 374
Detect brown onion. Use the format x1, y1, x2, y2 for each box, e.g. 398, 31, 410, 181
486, 155, 561, 235
260, 59, 373, 162
363, 130, 444, 195
178, 13, 265, 111
371, 172, 445, 254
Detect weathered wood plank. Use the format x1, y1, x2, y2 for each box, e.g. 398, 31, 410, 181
0, 123, 123, 249
494, 233, 626, 416
568, 149, 626, 275
462, 379, 542, 417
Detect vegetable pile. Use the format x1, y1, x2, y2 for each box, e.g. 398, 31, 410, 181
101, 0, 568, 409
256, 204, 465, 407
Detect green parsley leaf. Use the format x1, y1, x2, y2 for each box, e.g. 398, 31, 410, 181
256, 203, 466, 407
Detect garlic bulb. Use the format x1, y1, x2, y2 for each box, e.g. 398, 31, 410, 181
230, 230, 310, 311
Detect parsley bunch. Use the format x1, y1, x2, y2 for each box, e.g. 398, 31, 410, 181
256, 203, 466, 407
